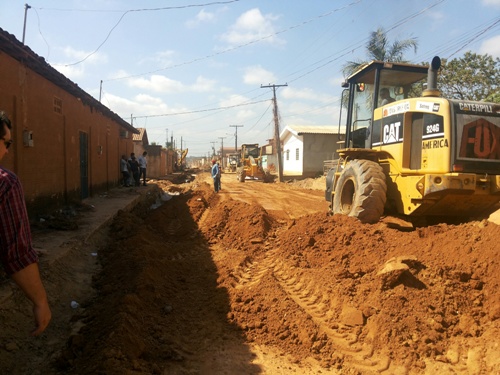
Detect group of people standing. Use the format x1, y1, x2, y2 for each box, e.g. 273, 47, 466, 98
121, 151, 148, 187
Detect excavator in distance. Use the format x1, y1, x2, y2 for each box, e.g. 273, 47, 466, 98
325, 56, 500, 225
175, 148, 188, 171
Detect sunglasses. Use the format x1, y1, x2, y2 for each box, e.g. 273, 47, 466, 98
2, 138, 13, 149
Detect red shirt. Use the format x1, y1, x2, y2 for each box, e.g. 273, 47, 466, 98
0, 167, 38, 275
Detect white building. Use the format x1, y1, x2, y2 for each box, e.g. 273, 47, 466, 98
280, 125, 344, 178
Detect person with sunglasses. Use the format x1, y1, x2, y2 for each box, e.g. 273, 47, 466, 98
0, 111, 51, 336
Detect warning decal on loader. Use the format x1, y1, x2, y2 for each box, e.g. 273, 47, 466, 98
459, 118, 500, 160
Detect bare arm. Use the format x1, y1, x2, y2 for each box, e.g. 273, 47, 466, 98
11, 263, 51, 336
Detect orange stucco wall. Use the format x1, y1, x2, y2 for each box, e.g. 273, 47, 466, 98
0, 50, 135, 215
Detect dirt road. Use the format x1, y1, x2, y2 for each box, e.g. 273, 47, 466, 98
1, 171, 499, 374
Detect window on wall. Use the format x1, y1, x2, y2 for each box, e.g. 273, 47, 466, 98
286, 149, 290, 160
296, 148, 300, 160
53, 97, 63, 114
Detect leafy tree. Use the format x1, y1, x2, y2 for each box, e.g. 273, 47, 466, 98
437, 52, 500, 103
342, 27, 418, 77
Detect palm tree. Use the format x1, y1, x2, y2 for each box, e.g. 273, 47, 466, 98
342, 27, 418, 77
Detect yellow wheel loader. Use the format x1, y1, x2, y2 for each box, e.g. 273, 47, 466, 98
325, 57, 500, 225
236, 144, 272, 183
224, 153, 239, 174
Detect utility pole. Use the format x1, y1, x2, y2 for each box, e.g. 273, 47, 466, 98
165, 128, 168, 148
229, 125, 243, 154
218, 136, 226, 168
210, 141, 217, 159
99, 80, 103, 102
22, 3, 31, 44
261, 83, 287, 182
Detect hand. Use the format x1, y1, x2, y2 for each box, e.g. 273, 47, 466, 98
11, 263, 52, 336
31, 300, 52, 336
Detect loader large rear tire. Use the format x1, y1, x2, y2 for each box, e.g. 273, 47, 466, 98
333, 159, 387, 224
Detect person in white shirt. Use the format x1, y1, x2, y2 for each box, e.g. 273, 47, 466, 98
380, 88, 395, 106
138, 151, 148, 186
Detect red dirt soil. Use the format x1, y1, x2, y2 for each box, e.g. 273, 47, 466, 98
1, 171, 499, 374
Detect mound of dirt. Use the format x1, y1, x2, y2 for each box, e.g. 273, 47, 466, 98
53, 176, 499, 374
2, 172, 498, 375
228, 214, 500, 372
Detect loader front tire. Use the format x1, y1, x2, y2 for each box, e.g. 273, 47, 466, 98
333, 159, 387, 224
237, 168, 246, 182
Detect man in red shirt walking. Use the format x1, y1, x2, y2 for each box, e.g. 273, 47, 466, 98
0, 111, 51, 336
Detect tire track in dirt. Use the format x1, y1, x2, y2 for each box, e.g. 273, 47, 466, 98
209, 183, 397, 372
191, 173, 500, 373
228, 236, 401, 374
272, 258, 394, 373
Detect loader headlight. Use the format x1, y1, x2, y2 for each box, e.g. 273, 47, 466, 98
434, 177, 442, 184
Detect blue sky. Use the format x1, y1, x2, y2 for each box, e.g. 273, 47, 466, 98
1, 0, 499, 156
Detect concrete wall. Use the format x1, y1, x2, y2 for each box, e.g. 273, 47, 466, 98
302, 133, 343, 176
282, 133, 343, 178
282, 133, 303, 176
144, 145, 163, 179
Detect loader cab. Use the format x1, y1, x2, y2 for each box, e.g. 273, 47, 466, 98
342, 61, 428, 149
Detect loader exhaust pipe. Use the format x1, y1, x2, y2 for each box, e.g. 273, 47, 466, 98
423, 56, 441, 97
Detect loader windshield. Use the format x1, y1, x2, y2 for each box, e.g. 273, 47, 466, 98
243, 145, 260, 159
346, 62, 428, 148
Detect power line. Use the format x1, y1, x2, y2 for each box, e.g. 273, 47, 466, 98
101, 0, 363, 82
128, 98, 269, 120
447, 17, 500, 59
283, 0, 447, 83
38, 1, 241, 13
42, 1, 241, 67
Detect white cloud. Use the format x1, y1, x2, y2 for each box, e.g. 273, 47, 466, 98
218, 94, 264, 122
243, 65, 276, 85
135, 94, 165, 107
100, 92, 141, 117
108, 69, 129, 80
282, 87, 334, 103
129, 75, 184, 93
192, 76, 217, 92
282, 101, 340, 127
479, 35, 500, 58
482, 0, 500, 6
54, 64, 85, 80
138, 50, 176, 66
220, 8, 284, 46
219, 94, 250, 108
61, 46, 107, 65
127, 75, 216, 93
186, 9, 216, 28
52, 46, 107, 80
427, 10, 445, 20
329, 76, 346, 88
